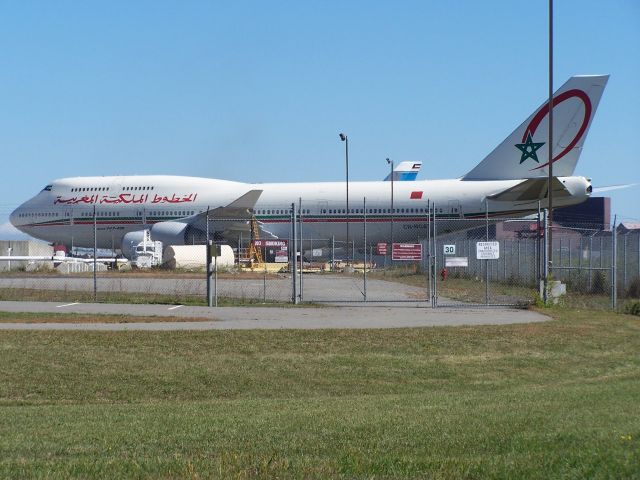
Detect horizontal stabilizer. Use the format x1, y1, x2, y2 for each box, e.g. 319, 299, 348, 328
488, 177, 570, 202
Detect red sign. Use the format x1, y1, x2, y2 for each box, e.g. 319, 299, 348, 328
410, 191, 423, 199
252, 239, 288, 248
376, 242, 388, 255
392, 243, 422, 261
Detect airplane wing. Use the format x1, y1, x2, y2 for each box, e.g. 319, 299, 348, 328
487, 177, 571, 202
178, 189, 263, 237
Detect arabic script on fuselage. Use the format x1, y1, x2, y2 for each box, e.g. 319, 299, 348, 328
54, 193, 198, 205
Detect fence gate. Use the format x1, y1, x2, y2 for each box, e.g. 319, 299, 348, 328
429, 217, 540, 307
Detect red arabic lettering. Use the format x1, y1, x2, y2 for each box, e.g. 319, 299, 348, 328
55, 192, 194, 205
54, 195, 98, 205
151, 193, 197, 204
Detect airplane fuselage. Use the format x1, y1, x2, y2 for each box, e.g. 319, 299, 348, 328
10, 175, 590, 251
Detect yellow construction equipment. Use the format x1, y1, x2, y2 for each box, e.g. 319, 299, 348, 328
247, 216, 264, 266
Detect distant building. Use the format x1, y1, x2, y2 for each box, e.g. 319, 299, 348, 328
554, 197, 610, 230
617, 222, 640, 234
0, 240, 53, 272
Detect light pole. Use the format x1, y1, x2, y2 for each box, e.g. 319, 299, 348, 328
339, 133, 349, 263
546, 0, 554, 303
386, 158, 394, 252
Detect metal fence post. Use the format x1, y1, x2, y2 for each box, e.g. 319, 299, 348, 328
427, 200, 432, 304
559, 237, 563, 273
93, 205, 97, 302
263, 262, 267, 303
502, 239, 506, 280
331, 235, 335, 272
206, 210, 211, 306
612, 217, 617, 310
517, 239, 521, 281
207, 240, 213, 307
623, 233, 627, 292
579, 235, 583, 284
485, 199, 489, 305
536, 202, 541, 288
589, 235, 593, 291
214, 249, 218, 307
433, 203, 438, 307
363, 197, 367, 302
291, 203, 298, 304
299, 198, 303, 302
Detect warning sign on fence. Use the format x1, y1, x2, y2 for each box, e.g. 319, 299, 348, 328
476, 241, 500, 259
392, 243, 422, 261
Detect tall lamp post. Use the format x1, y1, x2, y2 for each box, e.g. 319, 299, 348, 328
339, 133, 349, 263
546, 0, 554, 303
386, 158, 394, 251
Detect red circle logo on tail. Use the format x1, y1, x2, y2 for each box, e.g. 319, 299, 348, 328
520, 89, 592, 171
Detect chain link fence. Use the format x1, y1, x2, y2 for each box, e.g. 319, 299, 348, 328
429, 218, 540, 307
0, 202, 638, 309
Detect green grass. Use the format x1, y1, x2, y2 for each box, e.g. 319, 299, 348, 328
0, 308, 639, 478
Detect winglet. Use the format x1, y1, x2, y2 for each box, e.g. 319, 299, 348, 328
225, 189, 263, 210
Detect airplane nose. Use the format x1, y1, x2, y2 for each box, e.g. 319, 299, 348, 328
9, 208, 18, 227
9, 206, 23, 228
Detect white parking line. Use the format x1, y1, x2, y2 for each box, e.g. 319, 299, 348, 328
168, 305, 183, 310
56, 302, 80, 308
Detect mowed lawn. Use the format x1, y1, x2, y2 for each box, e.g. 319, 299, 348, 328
0, 309, 639, 478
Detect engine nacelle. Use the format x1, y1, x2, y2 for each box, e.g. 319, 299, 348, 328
121, 230, 146, 259
150, 221, 188, 248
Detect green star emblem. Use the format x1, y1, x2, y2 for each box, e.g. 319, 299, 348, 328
515, 132, 545, 164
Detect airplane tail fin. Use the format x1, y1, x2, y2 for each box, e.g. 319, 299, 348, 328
383, 161, 422, 181
462, 75, 609, 180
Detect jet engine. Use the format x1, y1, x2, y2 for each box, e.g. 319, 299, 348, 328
121, 230, 147, 259
149, 221, 189, 247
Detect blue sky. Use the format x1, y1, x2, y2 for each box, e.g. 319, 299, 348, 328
1, 1, 638, 238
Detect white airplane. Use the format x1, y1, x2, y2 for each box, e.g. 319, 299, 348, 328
10, 75, 608, 257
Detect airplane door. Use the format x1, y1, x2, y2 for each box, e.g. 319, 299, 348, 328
317, 201, 328, 215
448, 200, 462, 218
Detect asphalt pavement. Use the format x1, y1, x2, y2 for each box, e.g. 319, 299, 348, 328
0, 300, 549, 330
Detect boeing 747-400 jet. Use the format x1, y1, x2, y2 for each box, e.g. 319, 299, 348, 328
10, 75, 608, 258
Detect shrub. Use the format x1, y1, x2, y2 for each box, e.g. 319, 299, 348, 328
626, 276, 640, 299
623, 301, 640, 316
591, 270, 608, 294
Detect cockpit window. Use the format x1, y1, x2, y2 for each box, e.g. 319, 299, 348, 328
42, 185, 53, 192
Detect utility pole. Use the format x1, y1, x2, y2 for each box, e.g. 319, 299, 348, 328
546, 0, 554, 302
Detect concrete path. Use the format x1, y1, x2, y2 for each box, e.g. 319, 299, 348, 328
0, 274, 428, 302
0, 301, 549, 330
